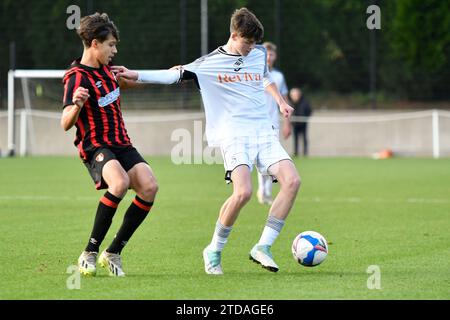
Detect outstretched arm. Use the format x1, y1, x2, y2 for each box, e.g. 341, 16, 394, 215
112, 66, 182, 85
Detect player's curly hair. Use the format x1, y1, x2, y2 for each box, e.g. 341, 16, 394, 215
77, 12, 119, 47
230, 8, 264, 42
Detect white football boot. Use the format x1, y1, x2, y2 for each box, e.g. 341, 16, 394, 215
98, 250, 126, 277
249, 244, 279, 272
203, 246, 223, 275
78, 251, 97, 276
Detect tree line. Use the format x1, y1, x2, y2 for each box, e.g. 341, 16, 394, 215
1, 0, 449, 105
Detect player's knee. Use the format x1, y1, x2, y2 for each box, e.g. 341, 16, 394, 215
233, 188, 252, 205
140, 179, 159, 200
150, 180, 159, 195
109, 175, 130, 197
283, 174, 301, 194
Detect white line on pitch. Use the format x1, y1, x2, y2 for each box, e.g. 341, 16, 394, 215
0, 195, 448, 204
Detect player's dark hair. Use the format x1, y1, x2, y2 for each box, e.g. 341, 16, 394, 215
230, 8, 264, 43
77, 12, 119, 47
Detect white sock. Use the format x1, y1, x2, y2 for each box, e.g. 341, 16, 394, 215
258, 226, 280, 246
209, 220, 232, 252
258, 215, 285, 246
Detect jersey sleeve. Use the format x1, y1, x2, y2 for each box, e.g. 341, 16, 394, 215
62, 71, 84, 109
183, 56, 204, 74
137, 69, 182, 84
255, 45, 270, 78
182, 57, 204, 89
255, 45, 273, 88
263, 52, 269, 77
263, 72, 274, 88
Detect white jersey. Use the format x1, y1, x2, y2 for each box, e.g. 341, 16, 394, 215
265, 68, 288, 129
183, 45, 276, 146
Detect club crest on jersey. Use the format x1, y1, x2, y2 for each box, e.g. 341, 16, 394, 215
98, 87, 120, 107
233, 58, 244, 72
95, 153, 104, 162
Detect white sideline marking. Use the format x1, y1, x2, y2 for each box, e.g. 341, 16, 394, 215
302, 197, 449, 204
0, 195, 99, 201
0, 195, 448, 204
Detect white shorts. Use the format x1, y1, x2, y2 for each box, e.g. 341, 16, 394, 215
220, 134, 291, 183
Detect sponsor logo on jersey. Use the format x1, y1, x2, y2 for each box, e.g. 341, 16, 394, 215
95, 81, 102, 88
98, 87, 120, 107
217, 73, 262, 83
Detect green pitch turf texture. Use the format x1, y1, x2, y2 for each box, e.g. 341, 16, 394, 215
0, 156, 449, 300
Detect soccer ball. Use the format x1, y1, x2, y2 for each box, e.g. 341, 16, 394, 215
292, 231, 328, 267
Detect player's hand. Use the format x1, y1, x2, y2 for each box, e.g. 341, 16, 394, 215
72, 87, 89, 108
279, 102, 294, 119
169, 65, 183, 71
111, 66, 138, 81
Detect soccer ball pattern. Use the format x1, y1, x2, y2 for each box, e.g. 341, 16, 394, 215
292, 231, 328, 267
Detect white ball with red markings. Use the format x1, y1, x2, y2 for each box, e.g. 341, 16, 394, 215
292, 231, 328, 267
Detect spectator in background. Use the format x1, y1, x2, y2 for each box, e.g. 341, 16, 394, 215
290, 87, 312, 156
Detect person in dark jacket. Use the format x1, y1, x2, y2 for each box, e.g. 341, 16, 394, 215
290, 88, 312, 156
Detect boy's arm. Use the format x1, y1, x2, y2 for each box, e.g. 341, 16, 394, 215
278, 74, 291, 138
265, 82, 294, 119
112, 66, 182, 85
281, 94, 292, 139
118, 77, 146, 90
61, 87, 89, 131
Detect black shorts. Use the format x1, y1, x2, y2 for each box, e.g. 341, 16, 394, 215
83, 145, 147, 190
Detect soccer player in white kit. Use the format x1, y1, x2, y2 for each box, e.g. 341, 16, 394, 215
112, 8, 301, 274
257, 42, 291, 206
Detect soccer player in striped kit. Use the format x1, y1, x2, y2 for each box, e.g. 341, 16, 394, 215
61, 13, 157, 277
114, 8, 301, 274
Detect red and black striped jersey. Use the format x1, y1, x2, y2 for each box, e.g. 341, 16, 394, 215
62, 58, 132, 160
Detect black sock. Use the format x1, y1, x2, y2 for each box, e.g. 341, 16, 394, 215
85, 191, 122, 252
107, 196, 153, 254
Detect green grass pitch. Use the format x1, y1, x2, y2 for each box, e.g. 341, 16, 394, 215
0, 156, 449, 299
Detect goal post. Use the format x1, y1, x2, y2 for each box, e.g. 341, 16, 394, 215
290, 109, 446, 159
5, 68, 201, 157
7, 69, 65, 156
